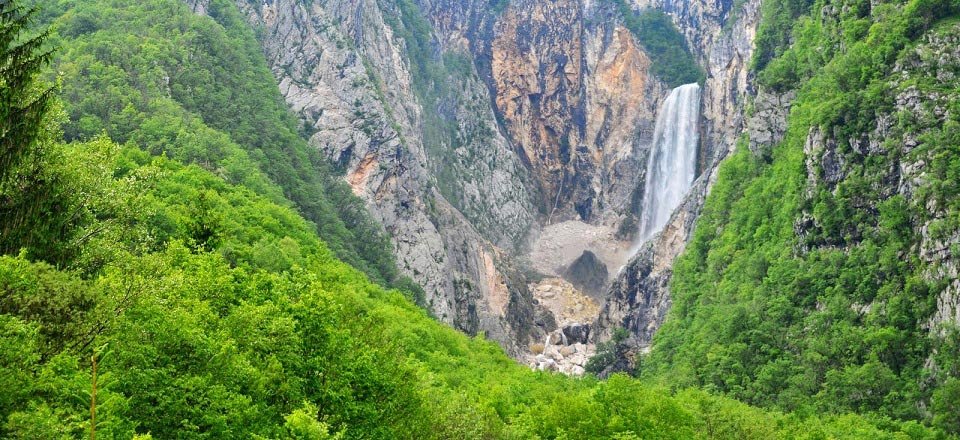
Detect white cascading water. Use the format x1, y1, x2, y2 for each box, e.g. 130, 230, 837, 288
636, 83, 701, 243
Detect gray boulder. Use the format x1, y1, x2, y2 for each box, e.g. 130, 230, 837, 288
563, 250, 608, 296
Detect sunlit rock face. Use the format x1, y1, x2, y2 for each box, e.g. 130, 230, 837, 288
186, 0, 759, 362
487, 0, 665, 222
183, 0, 544, 356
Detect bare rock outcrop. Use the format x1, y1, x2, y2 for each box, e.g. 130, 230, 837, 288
563, 250, 609, 297
183, 0, 550, 355
488, 0, 666, 221
595, 170, 710, 347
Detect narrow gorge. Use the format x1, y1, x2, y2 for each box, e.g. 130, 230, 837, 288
528, 81, 704, 374
193, 0, 758, 362
55, 0, 960, 421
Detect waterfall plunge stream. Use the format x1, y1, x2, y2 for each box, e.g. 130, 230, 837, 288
636, 83, 701, 243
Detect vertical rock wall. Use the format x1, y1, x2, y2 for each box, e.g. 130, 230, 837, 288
194, 0, 546, 354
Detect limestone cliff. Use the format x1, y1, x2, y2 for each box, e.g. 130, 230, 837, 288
186, 0, 756, 359
487, 0, 666, 221
186, 0, 546, 353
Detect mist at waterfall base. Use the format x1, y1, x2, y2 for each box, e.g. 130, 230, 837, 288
629, 83, 701, 257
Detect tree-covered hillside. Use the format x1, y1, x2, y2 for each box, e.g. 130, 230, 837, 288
28, 0, 417, 294
645, 0, 960, 433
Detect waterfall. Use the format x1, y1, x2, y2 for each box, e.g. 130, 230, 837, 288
636, 83, 701, 243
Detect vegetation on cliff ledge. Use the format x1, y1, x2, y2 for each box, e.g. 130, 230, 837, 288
603, 0, 706, 87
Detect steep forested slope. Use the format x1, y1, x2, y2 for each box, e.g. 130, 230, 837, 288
601, 0, 704, 86
646, 0, 960, 432
30, 0, 416, 292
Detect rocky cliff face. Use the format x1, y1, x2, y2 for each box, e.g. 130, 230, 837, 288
185, 0, 547, 354
897, 38, 960, 333
186, 0, 760, 359
595, 171, 708, 347
795, 22, 960, 346
417, 0, 667, 223
594, 0, 761, 348
488, 0, 665, 221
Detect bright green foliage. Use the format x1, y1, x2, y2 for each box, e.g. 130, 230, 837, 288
646, 0, 960, 430
751, 0, 815, 74
933, 378, 960, 433
601, 0, 705, 87
0, 228, 940, 438
29, 0, 414, 292
284, 402, 345, 439
0, 113, 942, 440
0, 85, 938, 440
585, 327, 632, 375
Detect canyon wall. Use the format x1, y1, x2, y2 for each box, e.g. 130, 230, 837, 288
186, 0, 545, 353
187, 0, 754, 357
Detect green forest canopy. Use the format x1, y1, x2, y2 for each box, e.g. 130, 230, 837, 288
32, 0, 418, 296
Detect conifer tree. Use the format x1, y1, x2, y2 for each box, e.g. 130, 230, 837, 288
0, 0, 56, 256
0, 0, 52, 181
